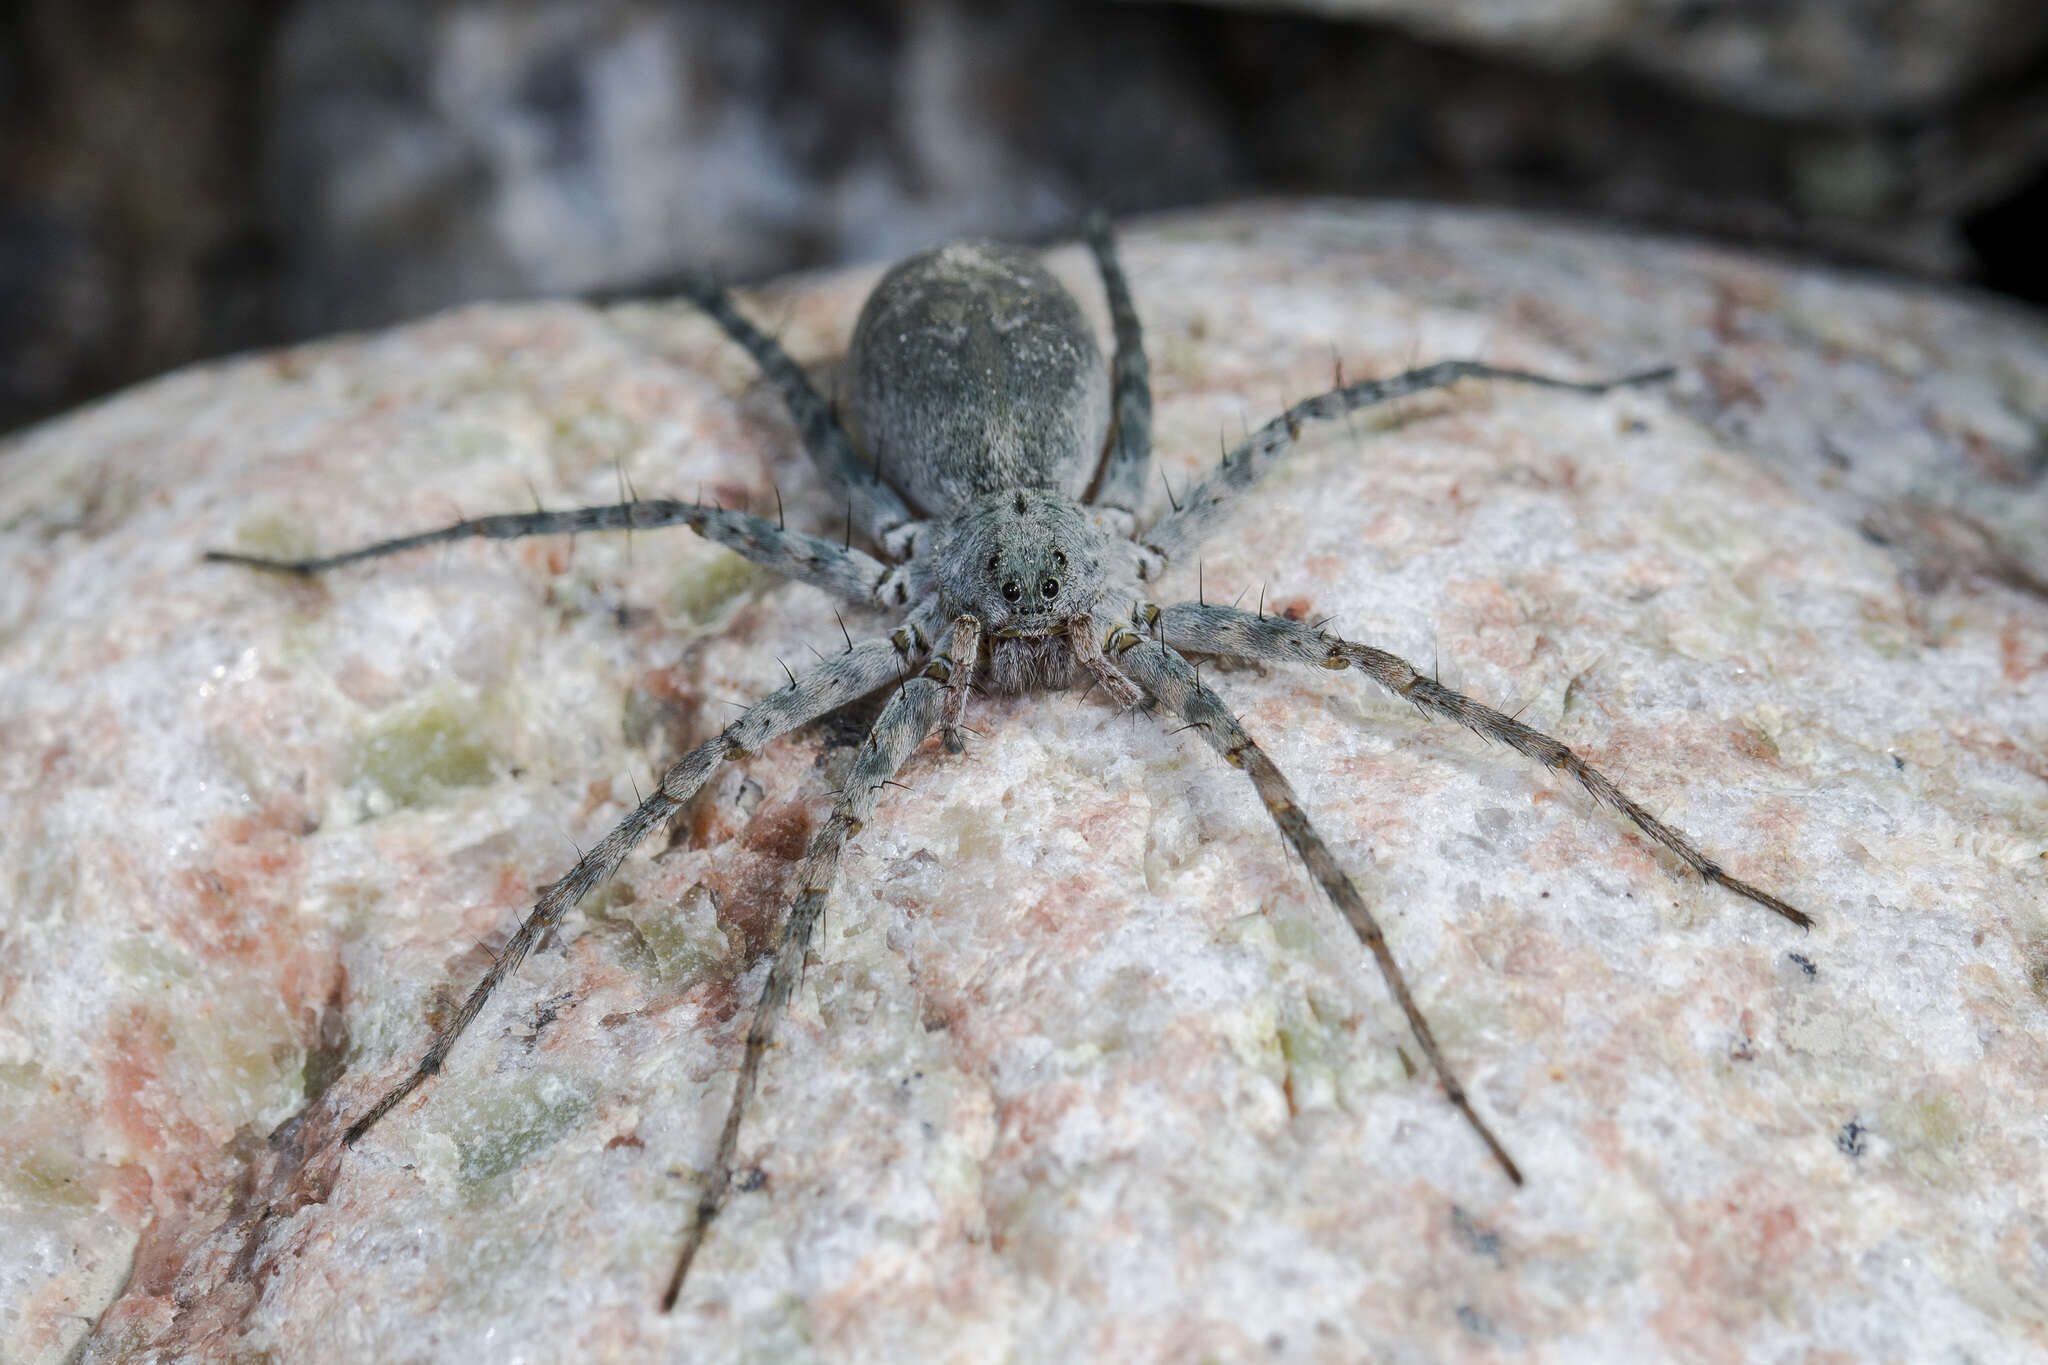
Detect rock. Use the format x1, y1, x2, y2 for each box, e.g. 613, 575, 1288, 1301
1196, 0, 2048, 118
2, 202, 2044, 1363
14, 0, 2046, 436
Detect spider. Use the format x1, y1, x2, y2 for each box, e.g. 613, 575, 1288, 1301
207, 216, 1811, 1312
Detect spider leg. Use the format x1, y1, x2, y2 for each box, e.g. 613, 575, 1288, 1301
208, 500, 894, 606
663, 667, 946, 1310
1108, 624, 1522, 1186
936, 614, 982, 753
1081, 213, 1152, 537
1137, 359, 1672, 572
669, 274, 920, 554
1148, 601, 1810, 928
343, 632, 924, 1148
1068, 611, 1142, 707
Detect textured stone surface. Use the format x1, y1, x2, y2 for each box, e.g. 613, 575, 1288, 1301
2, 202, 2044, 1363
1195, 0, 2048, 116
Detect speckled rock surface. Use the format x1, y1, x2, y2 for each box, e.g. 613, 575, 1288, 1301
3, 202, 2044, 1364
1190, 0, 2048, 116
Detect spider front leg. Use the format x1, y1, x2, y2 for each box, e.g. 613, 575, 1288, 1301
1109, 627, 1523, 1185
1148, 601, 1810, 928
1070, 613, 1143, 707
664, 668, 946, 1310
343, 631, 924, 1146
208, 500, 897, 606
935, 614, 982, 754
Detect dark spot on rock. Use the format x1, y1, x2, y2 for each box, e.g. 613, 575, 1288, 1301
1836, 1120, 1867, 1157
1456, 1304, 1495, 1337
1451, 1205, 1502, 1263
2026, 940, 2048, 1005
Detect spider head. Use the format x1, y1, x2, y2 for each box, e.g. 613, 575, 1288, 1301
932, 487, 1107, 633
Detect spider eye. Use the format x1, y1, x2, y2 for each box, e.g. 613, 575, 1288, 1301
1051, 549, 1067, 570
1002, 580, 1022, 603
987, 553, 1001, 573
1039, 577, 1059, 600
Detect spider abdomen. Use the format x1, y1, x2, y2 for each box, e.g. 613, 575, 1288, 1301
848, 240, 1110, 518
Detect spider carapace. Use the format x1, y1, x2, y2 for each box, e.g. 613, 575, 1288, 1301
209, 219, 1810, 1310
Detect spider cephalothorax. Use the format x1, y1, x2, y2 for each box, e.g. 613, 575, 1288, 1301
928, 486, 1132, 698
209, 219, 1809, 1312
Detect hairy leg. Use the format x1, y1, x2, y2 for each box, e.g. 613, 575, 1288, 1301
1082, 214, 1152, 533
934, 614, 982, 754
209, 499, 896, 606
1068, 612, 1141, 707
1138, 360, 1671, 572
663, 668, 946, 1309
344, 633, 922, 1146
1109, 625, 1522, 1185
672, 275, 919, 553
1149, 601, 1810, 927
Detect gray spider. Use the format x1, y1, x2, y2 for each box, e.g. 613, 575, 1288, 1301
208, 217, 1810, 1311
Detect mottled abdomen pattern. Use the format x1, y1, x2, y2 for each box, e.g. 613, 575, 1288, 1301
848, 241, 1110, 517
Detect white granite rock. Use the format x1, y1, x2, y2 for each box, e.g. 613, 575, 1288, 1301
2, 202, 2044, 1363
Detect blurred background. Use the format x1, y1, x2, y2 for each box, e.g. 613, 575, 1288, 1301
4, 0, 2047, 436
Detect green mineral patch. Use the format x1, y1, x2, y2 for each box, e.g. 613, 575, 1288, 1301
453, 1071, 593, 1187
1276, 1017, 1335, 1069
225, 512, 318, 565
1892, 1089, 1964, 1148
8, 1144, 95, 1211
1214, 994, 1284, 1080
1659, 505, 1746, 559
1265, 901, 1326, 956
1277, 996, 1346, 1111
431, 424, 508, 468
175, 994, 297, 1117
1215, 910, 1278, 953
1883, 1088, 1968, 1185
0, 1060, 48, 1126
349, 685, 499, 811
736, 1297, 815, 1364
110, 933, 195, 984
667, 545, 762, 626
609, 883, 735, 991
549, 404, 643, 474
